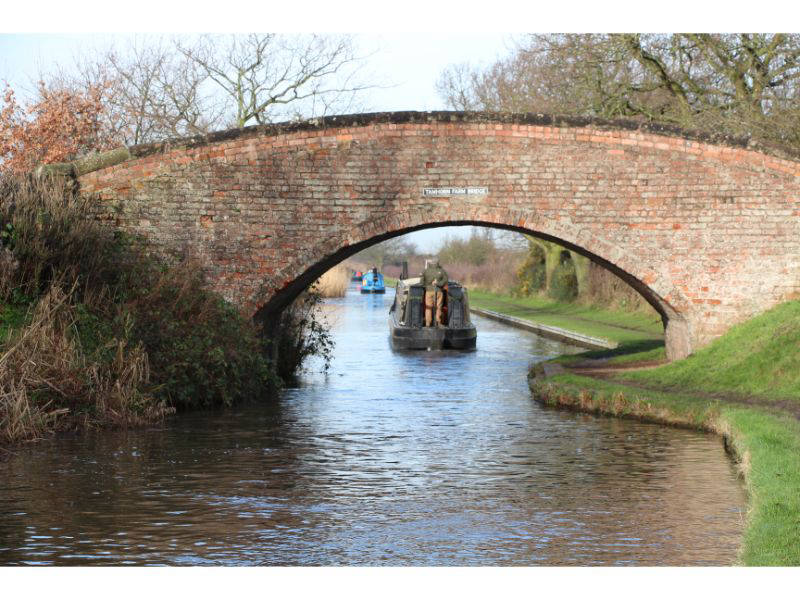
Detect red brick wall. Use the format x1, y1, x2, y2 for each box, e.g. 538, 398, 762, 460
76, 113, 800, 360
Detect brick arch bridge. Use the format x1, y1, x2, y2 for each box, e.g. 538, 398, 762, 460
71, 112, 800, 360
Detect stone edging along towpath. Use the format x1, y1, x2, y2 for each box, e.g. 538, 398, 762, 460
470, 307, 617, 351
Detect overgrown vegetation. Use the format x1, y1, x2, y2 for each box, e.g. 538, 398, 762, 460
0, 175, 329, 448
513, 236, 657, 314
270, 285, 334, 385
547, 251, 579, 302
515, 242, 546, 296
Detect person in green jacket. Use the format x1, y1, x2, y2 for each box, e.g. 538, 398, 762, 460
420, 258, 448, 327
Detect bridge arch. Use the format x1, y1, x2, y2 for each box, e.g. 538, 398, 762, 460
255, 211, 689, 359
72, 111, 800, 360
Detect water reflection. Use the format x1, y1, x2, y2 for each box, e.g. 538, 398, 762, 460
0, 285, 745, 565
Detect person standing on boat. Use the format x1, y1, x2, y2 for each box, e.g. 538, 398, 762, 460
421, 258, 448, 327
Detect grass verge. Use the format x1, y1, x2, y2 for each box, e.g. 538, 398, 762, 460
621, 300, 800, 402
468, 289, 665, 347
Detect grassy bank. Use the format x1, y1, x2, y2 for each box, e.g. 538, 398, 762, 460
621, 301, 800, 403
530, 299, 800, 565
468, 289, 665, 348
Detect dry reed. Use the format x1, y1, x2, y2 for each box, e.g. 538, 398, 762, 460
315, 265, 350, 298
0, 282, 172, 446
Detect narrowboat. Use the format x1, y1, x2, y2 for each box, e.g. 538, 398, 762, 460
360, 269, 386, 294
389, 277, 477, 350
351, 270, 363, 281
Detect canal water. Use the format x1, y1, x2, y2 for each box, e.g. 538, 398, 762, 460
0, 285, 746, 566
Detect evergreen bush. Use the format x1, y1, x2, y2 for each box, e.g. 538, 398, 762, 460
515, 243, 547, 296
548, 253, 579, 302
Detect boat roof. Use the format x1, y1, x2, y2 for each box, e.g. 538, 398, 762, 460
399, 277, 421, 285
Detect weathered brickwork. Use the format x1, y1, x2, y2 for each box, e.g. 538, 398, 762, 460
75, 112, 800, 360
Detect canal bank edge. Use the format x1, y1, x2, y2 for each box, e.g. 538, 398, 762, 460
467, 298, 761, 564
523, 299, 800, 566
471, 307, 617, 350
527, 365, 800, 566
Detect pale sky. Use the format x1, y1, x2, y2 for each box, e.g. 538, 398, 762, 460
0, 33, 518, 109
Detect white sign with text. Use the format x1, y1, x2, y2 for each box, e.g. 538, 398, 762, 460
422, 187, 489, 197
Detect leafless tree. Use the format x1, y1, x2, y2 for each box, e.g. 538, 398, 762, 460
49, 34, 375, 145
177, 34, 374, 128
54, 38, 212, 144
436, 62, 482, 111
52, 37, 223, 145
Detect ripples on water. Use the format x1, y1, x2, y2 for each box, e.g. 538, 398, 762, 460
0, 286, 746, 565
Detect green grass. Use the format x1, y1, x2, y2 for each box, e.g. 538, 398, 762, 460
550, 338, 667, 366
0, 301, 29, 342
532, 373, 800, 565
468, 289, 665, 346
623, 300, 800, 402
726, 407, 800, 565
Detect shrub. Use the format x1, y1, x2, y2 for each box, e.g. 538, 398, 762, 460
584, 262, 656, 314
0, 173, 313, 447
548, 252, 579, 302
1, 81, 116, 176
515, 243, 547, 296
270, 286, 334, 384
120, 262, 277, 409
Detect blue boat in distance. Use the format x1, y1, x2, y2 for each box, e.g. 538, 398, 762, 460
360, 268, 386, 294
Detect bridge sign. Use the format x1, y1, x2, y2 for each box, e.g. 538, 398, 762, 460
422, 187, 488, 197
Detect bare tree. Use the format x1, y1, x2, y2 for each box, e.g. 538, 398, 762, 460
177, 34, 374, 128
354, 237, 418, 270
58, 37, 223, 145
49, 34, 375, 145
436, 62, 482, 111
438, 34, 800, 147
